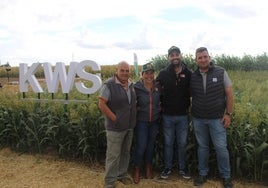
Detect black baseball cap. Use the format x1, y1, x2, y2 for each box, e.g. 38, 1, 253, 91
168, 46, 181, 55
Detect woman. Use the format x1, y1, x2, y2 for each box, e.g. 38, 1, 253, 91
132, 63, 161, 184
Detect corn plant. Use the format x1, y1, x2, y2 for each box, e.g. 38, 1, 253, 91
0, 70, 267, 182
0, 107, 29, 151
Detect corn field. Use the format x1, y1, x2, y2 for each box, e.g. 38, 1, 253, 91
0, 60, 267, 183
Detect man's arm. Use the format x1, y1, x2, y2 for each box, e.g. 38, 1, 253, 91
222, 86, 234, 128
225, 86, 234, 115
98, 97, 116, 122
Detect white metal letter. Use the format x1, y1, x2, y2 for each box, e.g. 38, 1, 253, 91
75, 60, 102, 94
43, 62, 77, 93
19, 63, 43, 92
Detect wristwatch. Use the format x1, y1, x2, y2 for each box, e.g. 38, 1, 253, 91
225, 112, 232, 116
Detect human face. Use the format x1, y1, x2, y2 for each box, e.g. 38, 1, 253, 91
195, 50, 211, 72
142, 70, 154, 85
116, 62, 130, 83
168, 51, 182, 65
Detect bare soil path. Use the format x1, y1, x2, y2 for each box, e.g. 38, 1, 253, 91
0, 148, 266, 188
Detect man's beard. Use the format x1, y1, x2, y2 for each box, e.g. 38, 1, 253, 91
170, 59, 181, 68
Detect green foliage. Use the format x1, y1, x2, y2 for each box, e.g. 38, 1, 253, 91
0, 64, 267, 182
228, 121, 268, 180
147, 55, 168, 72
183, 54, 197, 70
0, 97, 107, 161
214, 55, 241, 70
1, 52, 267, 84
0, 107, 29, 151
145, 53, 268, 72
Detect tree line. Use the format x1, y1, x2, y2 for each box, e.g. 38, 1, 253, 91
0, 53, 267, 80
149, 53, 268, 72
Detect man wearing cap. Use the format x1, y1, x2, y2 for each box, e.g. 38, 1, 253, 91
132, 63, 161, 184
156, 46, 192, 179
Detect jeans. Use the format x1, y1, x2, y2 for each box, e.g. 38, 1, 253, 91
133, 120, 159, 166
193, 118, 231, 178
104, 129, 133, 186
162, 114, 189, 170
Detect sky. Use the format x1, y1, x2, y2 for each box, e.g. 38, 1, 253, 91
0, 0, 267, 67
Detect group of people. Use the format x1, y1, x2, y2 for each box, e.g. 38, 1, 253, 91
98, 46, 234, 188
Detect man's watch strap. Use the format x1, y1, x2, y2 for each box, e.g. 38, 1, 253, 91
225, 112, 232, 116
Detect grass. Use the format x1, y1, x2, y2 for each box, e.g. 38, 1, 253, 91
0, 148, 267, 188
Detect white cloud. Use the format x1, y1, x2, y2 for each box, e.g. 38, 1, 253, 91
0, 0, 267, 67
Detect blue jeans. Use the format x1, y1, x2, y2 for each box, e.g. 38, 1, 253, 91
133, 120, 159, 166
193, 118, 231, 178
162, 114, 189, 170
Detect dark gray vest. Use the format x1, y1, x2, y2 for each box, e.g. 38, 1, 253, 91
104, 77, 136, 131
191, 66, 226, 119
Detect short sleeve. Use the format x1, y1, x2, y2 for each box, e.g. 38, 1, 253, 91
99, 84, 110, 101
223, 71, 232, 87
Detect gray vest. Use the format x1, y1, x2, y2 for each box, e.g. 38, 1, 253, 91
104, 77, 136, 131
191, 66, 226, 119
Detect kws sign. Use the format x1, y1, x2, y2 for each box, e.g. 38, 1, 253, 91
19, 60, 102, 95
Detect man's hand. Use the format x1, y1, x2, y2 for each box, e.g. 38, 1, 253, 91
222, 114, 231, 128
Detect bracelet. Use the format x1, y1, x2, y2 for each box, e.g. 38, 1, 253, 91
225, 112, 232, 116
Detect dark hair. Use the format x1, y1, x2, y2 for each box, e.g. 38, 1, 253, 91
195, 47, 208, 56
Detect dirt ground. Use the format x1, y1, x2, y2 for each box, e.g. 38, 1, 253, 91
0, 148, 266, 188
